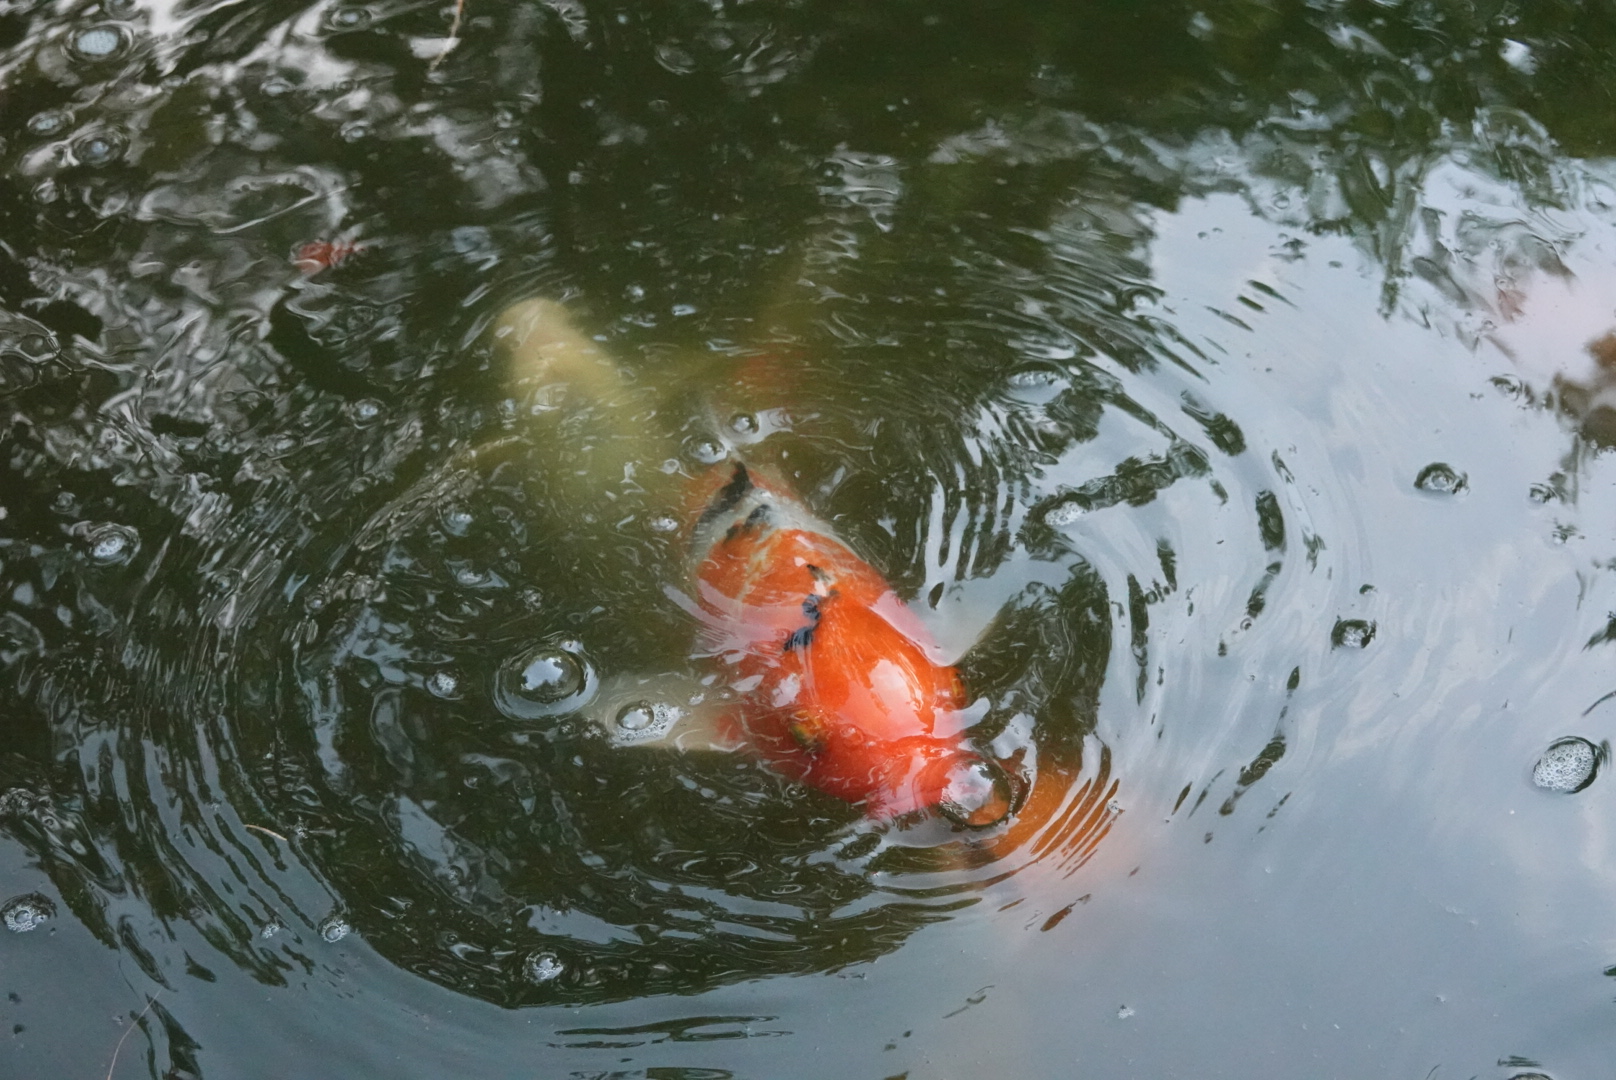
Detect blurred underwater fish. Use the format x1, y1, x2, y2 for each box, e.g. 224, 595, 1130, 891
1485, 261, 1616, 445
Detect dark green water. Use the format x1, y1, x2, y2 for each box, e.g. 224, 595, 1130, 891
4, 1, 1616, 1076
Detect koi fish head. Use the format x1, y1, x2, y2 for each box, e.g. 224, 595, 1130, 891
688, 464, 1013, 827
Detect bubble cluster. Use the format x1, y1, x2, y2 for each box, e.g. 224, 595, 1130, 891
2, 893, 56, 933
1532, 737, 1599, 793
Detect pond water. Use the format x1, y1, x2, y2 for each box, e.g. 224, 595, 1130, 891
4, 1, 1616, 1077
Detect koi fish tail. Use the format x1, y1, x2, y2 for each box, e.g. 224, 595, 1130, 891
492, 298, 686, 507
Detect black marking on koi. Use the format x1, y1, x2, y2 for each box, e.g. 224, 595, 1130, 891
783, 593, 823, 652
725, 502, 772, 543
695, 463, 753, 538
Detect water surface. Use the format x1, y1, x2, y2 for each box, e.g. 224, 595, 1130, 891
4, 1, 1616, 1077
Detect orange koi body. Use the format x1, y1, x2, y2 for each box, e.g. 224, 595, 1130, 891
687, 464, 1013, 827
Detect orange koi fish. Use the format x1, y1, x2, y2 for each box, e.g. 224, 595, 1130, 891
494, 298, 1089, 839
682, 461, 1014, 827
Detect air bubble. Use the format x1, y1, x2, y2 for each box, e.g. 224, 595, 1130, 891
1330, 619, 1375, 649
347, 398, 382, 425
85, 523, 139, 566
2, 893, 55, 933
325, 5, 371, 30
523, 950, 564, 983
1415, 463, 1467, 495
686, 436, 727, 465
440, 506, 474, 536
605, 699, 684, 745
649, 516, 678, 534
17, 335, 50, 358
1533, 737, 1600, 793
425, 670, 462, 700
453, 565, 490, 587
69, 24, 131, 61
494, 642, 597, 720
616, 703, 655, 731
730, 412, 759, 435
71, 130, 126, 166
318, 914, 352, 942
27, 111, 70, 136
339, 120, 372, 142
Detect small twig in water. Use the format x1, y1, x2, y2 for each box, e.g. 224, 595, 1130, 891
105, 992, 159, 1080
429, 0, 465, 71
243, 823, 288, 843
